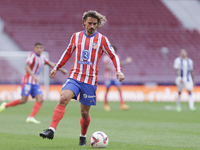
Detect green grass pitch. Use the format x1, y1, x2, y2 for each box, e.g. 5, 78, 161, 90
0, 101, 200, 150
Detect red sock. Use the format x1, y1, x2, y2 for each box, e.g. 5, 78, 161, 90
5, 99, 20, 108
29, 101, 42, 117
119, 92, 124, 105
104, 92, 108, 105
50, 104, 65, 130
80, 115, 91, 136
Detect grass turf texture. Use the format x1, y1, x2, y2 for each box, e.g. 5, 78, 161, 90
0, 101, 200, 150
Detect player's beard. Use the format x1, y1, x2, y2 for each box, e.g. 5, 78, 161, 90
88, 28, 95, 34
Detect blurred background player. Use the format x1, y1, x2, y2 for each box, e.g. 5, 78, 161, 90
103, 45, 132, 111
173, 49, 195, 112
0, 43, 67, 123
39, 10, 124, 146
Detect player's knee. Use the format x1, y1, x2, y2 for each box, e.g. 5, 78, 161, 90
37, 98, 44, 103
20, 99, 27, 104
35, 95, 44, 103
59, 95, 70, 106
81, 109, 89, 118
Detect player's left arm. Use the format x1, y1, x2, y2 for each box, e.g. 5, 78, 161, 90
190, 60, 194, 84
191, 70, 194, 84
46, 61, 68, 75
102, 36, 124, 82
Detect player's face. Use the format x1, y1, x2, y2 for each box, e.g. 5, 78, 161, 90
180, 49, 187, 58
84, 17, 98, 36
34, 45, 43, 56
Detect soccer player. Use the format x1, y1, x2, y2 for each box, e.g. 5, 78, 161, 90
173, 49, 195, 112
39, 10, 125, 146
103, 45, 132, 111
0, 43, 67, 123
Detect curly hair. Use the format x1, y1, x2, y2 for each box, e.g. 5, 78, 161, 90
82, 10, 107, 27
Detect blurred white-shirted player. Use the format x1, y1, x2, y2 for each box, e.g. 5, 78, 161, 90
173, 49, 195, 112
103, 45, 132, 111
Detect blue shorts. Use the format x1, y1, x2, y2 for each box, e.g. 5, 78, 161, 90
62, 78, 97, 106
104, 79, 122, 88
21, 83, 43, 98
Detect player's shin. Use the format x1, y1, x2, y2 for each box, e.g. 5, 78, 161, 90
119, 92, 124, 105
176, 95, 181, 107
80, 115, 91, 137
29, 101, 42, 117
188, 94, 194, 109
49, 104, 65, 131
5, 99, 20, 107
104, 92, 108, 105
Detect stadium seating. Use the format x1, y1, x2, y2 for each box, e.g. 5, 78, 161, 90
0, 0, 200, 84
0, 59, 21, 83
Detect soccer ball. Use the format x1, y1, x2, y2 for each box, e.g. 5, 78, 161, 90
90, 131, 109, 148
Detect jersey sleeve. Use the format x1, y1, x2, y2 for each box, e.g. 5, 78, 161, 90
42, 55, 49, 64
173, 58, 180, 70
102, 36, 122, 73
26, 52, 35, 65
55, 33, 76, 71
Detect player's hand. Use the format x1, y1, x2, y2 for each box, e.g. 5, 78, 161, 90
32, 75, 39, 83
116, 72, 125, 82
176, 76, 183, 84
50, 67, 57, 79
125, 57, 132, 64
180, 79, 183, 83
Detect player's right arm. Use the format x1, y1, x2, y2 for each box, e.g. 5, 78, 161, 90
173, 58, 182, 83
25, 63, 38, 82
173, 58, 180, 76
121, 57, 132, 66
190, 59, 194, 84
50, 34, 75, 79
25, 52, 38, 82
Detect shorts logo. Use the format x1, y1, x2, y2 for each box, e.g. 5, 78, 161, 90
82, 50, 90, 60
62, 79, 70, 88
83, 94, 87, 98
88, 95, 96, 98
24, 84, 31, 91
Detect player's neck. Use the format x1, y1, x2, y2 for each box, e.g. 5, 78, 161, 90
34, 51, 41, 57
181, 57, 186, 60
84, 30, 97, 37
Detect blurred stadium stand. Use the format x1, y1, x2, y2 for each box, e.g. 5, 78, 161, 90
0, 0, 200, 84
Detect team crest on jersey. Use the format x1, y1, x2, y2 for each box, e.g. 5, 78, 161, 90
82, 50, 90, 60
93, 43, 99, 49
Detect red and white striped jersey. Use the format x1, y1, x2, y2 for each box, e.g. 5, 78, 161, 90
21, 52, 49, 85
55, 30, 122, 86
103, 54, 117, 80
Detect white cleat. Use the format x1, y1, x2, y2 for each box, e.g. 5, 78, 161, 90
26, 117, 41, 124
0, 102, 7, 113
104, 104, 111, 111
120, 104, 130, 110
